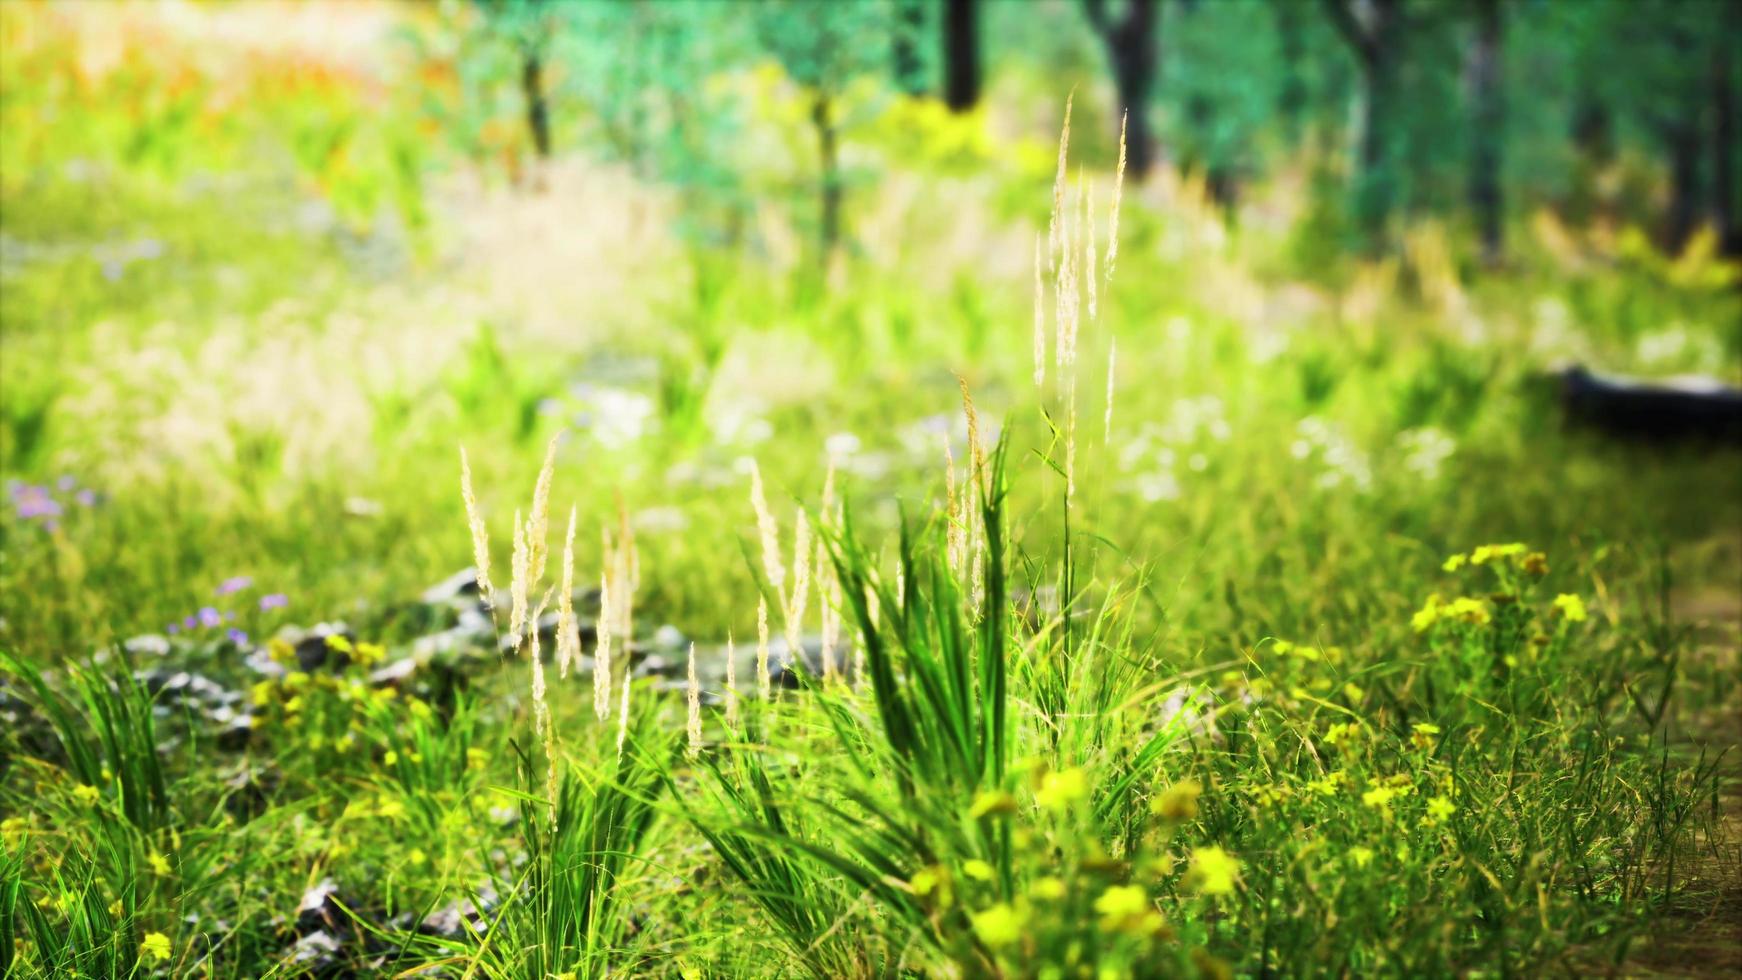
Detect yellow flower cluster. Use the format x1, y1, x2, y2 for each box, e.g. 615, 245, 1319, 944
1150, 780, 1202, 823
1552, 593, 1588, 622
1095, 883, 1167, 935
1036, 768, 1089, 811
1188, 846, 1240, 895
1411, 594, 1491, 632
1470, 543, 1526, 565
140, 931, 172, 962
1444, 543, 1547, 575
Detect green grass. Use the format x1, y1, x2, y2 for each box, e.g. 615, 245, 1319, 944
3, 22, 1741, 978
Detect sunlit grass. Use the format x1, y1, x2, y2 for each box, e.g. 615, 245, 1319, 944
2, 4, 1740, 977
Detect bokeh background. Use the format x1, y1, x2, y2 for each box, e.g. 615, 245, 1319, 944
2, 1, 1741, 976
2, 0, 1737, 647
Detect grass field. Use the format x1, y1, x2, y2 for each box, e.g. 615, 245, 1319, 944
2, 3, 1739, 977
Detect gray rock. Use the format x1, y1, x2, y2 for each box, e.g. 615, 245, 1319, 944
368, 658, 418, 687
648, 623, 688, 653
296, 879, 347, 935
217, 714, 257, 751
122, 634, 172, 657
243, 649, 287, 678
420, 568, 482, 606
287, 929, 342, 968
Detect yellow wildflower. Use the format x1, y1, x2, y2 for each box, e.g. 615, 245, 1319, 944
1253, 784, 1289, 807
1189, 846, 1240, 896
325, 634, 354, 654
1553, 593, 1588, 623
1030, 876, 1067, 900
383, 750, 398, 767
1151, 779, 1202, 822
1095, 884, 1159, 933
1446, 596, 1490, 626
2, 816, 28, 848
1442, 553, 1467, 572
1347, 846, 1375, 869
1324, 722, 1362, 747
1410, 722, 1440, 751
354, 641, 386, 666
970, 902, 1026, 947
1424, 796, 1455, 825
1361, 786, 1397, 812
73, 784, 101, 805
909, 865, 949, 900
1471, 543, 1526, 565
267, 637, 295, 664
148, 852, 172, 876
466, 748, 488, 771
1036, 768, 1088, 810
1411, 595, 1443, 632
139, 931, 172, 962
962, 859, 995, 882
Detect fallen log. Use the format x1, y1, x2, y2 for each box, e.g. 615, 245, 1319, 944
1556, 364, 1742, 443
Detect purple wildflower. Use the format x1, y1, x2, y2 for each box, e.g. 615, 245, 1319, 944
56, 475, 76, 492
75, 489, 96, 507
198, 606, 222, 629
183, 615, 198, 630
259, 593, 289, 611
226, 628, 250, 647
215, 576, 253, 596
167, 623, 180, 635
14, 486, 61, 520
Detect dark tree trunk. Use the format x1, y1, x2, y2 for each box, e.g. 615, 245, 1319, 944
521, 48, 551, 159
893, 0, 927, 97
1323, 0, 1404, 245
813, 94, 842, 257
1467, 0, 1504, 265
1186, 94, 1236, 206
1714, 2, 1738, 257
1666, 119, 1703, 252
1566, 95, 1613, 223
1572, 97, 1613, 163
1273, 0, 1308, 139
943, 0, 981, 112
1085, 0, 1159, 178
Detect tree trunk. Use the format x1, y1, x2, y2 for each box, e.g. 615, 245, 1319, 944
1273, 0, 1308, 139
1186, 94, 1236, 206
813, 93, 842, 257
1666, 119, 1703, 252
943, 0, 981, 112
1466, 0, 1503, 265
1086, 0, 1159, 178
521, 48, 551, 159
893, 0, 927, 96
1324, 0, 1403, 245
1713, 2, 1738, 257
